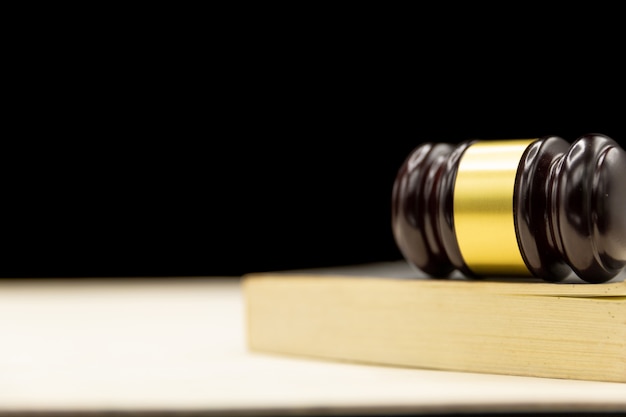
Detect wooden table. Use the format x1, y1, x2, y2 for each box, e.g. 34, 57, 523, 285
1, 266, 625, 415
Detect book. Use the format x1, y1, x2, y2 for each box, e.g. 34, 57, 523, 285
243, 261, 626, 383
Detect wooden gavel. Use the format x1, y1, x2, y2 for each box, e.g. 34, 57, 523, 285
392, 134, 626, 283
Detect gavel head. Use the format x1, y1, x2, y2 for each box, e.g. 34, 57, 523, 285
392, 134, 626, 283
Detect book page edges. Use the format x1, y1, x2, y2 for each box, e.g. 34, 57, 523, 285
243, 274, 626, 382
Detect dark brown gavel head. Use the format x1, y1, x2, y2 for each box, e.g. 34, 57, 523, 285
392, 134, 626, 283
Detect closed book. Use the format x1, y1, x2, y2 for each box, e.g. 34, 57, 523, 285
244, 262, 626, 383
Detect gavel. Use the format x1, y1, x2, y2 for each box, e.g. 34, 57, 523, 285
392, 134, 626, 283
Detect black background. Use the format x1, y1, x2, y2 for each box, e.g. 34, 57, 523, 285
2, 17, 624, 278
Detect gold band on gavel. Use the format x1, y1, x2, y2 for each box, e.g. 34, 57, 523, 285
453, 139, 536, 276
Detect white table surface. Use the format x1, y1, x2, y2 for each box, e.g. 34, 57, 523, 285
0, 270, 624, 415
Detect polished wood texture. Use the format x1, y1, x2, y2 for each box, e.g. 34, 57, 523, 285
392, 134, 626, 283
